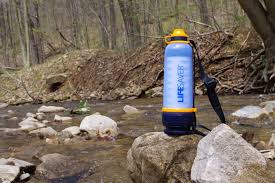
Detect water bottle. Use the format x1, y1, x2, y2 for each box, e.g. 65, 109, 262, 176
162, 29, 197, 135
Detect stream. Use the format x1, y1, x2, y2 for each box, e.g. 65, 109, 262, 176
0, 95, 274, 183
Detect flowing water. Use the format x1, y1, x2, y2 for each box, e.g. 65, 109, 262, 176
0, 95, 274, 183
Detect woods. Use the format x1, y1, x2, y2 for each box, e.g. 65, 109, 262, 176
0, 0, 248, 67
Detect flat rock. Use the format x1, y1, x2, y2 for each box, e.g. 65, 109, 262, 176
0, 165, 20, 182
191, 124, 266, 183
232, 106, 267, 118
38, 106, 65, 113
80, 114, 118, 137
0, 103, 8, 109
54, 115, 72, 122
230, 106, 270, 127
29, 127, 57, 138
19, 117, 46, 131
36, 153, 89, 180
0, 158, 35, 173
0, 158, 35, 182
62, 126, 80, 136
123, 105, 139, 114
127, 132, 201, 183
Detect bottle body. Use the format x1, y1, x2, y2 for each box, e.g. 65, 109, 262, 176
162, 42, 196, 135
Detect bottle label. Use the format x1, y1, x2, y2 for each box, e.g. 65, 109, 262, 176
163, 56, 194, 109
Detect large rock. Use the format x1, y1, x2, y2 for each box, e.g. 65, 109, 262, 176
230, 106, 270, 127
37, 106, 66, 113
191, 124, 266, 183
46, 74, 67, 86
36, 153, 89, 180
29, 127, 57, 138
80, 114, 118, 137
18, 117, 46, 131
127, 132, 201, 183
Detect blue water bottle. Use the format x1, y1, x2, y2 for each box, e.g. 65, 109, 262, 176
162, 29, 197, 135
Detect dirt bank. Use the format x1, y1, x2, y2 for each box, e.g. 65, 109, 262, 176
0, 28, 273, 104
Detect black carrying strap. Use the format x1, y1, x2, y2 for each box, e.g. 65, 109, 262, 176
190, 40, 227, 124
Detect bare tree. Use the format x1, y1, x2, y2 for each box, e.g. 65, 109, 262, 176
238, 0, 275, 78
109, 0, 117, 49
118, 0, 141, 50
196, 0, 210, 24
99, 0, 109, 48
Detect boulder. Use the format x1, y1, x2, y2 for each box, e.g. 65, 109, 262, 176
0, 103, 8, 109
230, 106, 270, 127
36, 153, 89, 180
38, 106, 65, 113
191, 124, 266, 183
80, 114, 118, 138
54, 115, 72, 122
62, 126, 80, 136
123, 105, 139, 114
46, 74, 67, 86
127, 132, 201, 183
18, 117, 46, 131
29, 127, 57, 138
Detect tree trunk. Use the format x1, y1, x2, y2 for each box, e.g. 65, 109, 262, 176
155, 0, 164, 36
109, 0, 117, 49
196, 0, 210, 24
238, 0, 275, 75
118, 0, 141, 50
23, 0, 30, 67
28, 1, 43, 64
99, 0, 109, 48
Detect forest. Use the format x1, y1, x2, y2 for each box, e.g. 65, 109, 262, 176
0, 0, 254, 67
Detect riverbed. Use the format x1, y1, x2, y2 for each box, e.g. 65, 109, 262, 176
0, 95, 274, 182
